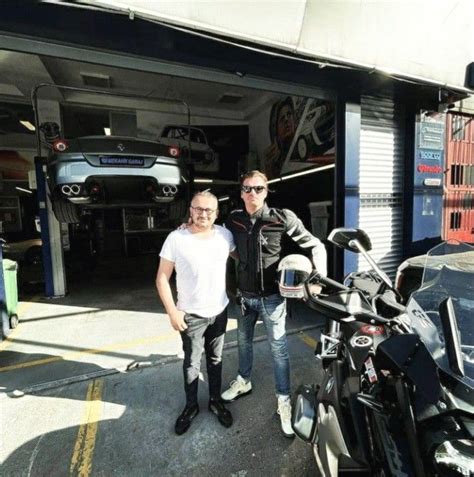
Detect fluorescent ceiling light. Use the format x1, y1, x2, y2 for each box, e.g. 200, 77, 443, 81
194, 178, 213, 183
104, 127, 111, 136
218, 195, 230, 202
20, 120, 35, 131
15, 186, 33, 194
267, 164, 335, 184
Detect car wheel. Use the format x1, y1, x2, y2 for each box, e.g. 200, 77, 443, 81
297, 136, 309, 160
51, 198, 80, 224
25, 246, 42, 265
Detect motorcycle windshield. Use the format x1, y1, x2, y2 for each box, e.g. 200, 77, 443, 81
407, 241, 474, 384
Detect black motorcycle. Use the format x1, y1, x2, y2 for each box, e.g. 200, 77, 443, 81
289, 228, 473, 476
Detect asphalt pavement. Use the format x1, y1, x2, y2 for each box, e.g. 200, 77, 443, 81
0, 255, 326, 476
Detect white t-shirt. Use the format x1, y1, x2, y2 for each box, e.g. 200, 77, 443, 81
159, 225, 235, 318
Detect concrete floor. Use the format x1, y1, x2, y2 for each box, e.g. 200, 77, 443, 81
0, 255, 326, 476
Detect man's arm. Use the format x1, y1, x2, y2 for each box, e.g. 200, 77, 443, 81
223, 216, 239, 261
155, 257, 188, 331
283, 209, 327, 276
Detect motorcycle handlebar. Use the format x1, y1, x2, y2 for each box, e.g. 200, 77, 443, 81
310, 272, 350, 292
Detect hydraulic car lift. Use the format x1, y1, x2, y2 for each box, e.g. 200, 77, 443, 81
32, 83, 192, 297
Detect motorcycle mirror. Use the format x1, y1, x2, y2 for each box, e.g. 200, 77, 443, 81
327, 228, 372, 252
328, 228, 394, 291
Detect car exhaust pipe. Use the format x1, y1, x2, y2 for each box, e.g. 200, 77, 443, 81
162, 185, 178, 196
70, 184, 81, 195
61, 185, 72, 196
153, 184, 178, 203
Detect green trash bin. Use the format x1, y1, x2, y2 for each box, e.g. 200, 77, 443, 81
2, 259, 19, 329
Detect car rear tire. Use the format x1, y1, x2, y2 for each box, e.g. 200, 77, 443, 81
168, 199, 187, 222
51, 198, 80, 224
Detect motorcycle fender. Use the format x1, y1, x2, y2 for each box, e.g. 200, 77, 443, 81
292, 384, 318, 442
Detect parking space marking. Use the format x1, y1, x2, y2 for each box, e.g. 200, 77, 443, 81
0, 332, 178, 372
70, 379, 104, 476
299, 333, 318, 350
0, 327, 22, 352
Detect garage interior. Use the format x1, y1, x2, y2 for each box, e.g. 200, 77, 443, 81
0, 50, 331, 461
0, 49, 336, 299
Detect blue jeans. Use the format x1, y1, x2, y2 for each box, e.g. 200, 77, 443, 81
237, 294, 290, 396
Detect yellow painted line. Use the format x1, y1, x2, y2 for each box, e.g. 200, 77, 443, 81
0, 332, 177, 372
70, 379, 104, 476
0, 327, 22, 352
299, 333, 318, 349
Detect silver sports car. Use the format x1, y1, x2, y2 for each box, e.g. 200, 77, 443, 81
46, 135, 187, 223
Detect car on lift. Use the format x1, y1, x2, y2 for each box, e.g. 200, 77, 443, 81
159, 125, 219, 173
44, 127, 188, 223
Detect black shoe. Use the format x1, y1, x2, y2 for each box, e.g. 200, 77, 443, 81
209, 399, 233, 428
175, 404, 199, 435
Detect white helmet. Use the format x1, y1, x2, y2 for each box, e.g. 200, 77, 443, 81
277, 254, 313, 299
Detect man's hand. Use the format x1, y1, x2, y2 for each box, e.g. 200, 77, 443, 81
169, 310, 188, 331
177, 217, 192, 230
308, 284, 323, 295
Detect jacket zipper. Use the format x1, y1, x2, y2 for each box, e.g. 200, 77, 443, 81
258, 221, 283, 293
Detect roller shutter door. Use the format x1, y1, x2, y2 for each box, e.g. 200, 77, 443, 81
358, 94, 405, 279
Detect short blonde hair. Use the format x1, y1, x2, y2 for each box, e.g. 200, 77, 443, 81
240, 170, 268, 185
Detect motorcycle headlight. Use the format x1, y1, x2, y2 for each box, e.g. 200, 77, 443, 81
433, 439, 474, 476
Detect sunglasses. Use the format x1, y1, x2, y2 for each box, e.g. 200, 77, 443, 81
241, 185, 267, 194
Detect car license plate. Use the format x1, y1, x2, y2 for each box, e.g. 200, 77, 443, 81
99, 156, 144, 166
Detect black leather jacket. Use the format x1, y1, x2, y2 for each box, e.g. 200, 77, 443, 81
225, 203, 326, 295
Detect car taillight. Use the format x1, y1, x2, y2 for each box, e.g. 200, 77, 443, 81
168, 146, 180, 158
53, 139, 68, 152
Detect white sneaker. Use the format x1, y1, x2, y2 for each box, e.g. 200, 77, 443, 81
221, 375, 252, 402
277, 395, 295, 438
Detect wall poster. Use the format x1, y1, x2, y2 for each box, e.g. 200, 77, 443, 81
259, 96, 335, 179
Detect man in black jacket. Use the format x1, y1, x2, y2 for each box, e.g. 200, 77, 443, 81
221, 170, 327, 437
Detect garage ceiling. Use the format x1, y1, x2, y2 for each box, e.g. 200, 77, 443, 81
0, 50, 280, 124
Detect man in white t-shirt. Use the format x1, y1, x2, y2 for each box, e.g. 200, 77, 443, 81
156, 191, 236, 435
